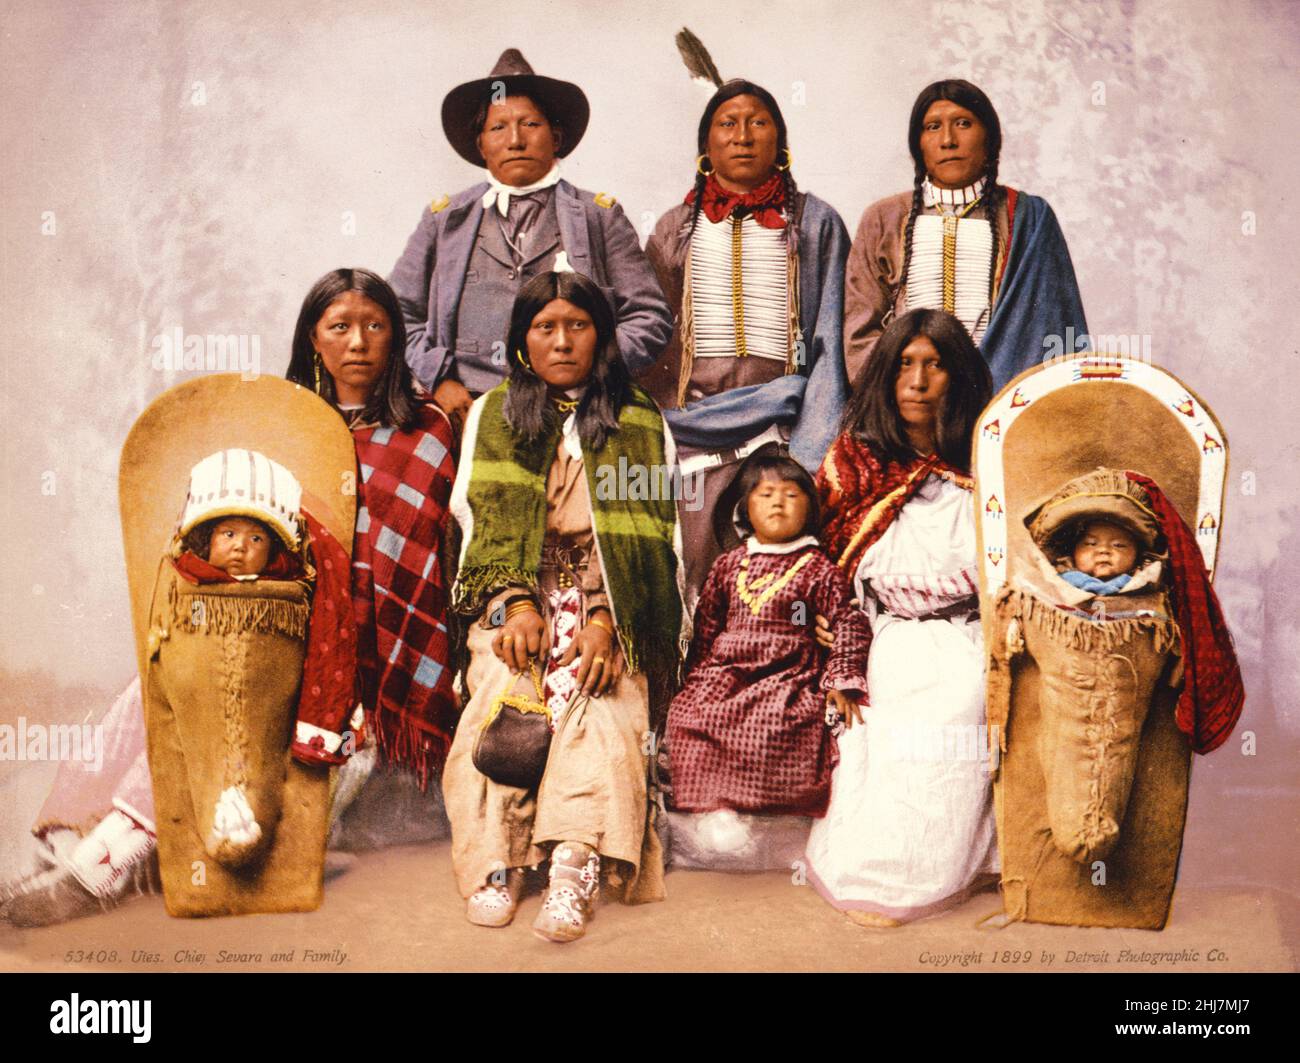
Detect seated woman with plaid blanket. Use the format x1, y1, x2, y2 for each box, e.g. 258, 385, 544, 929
444, 270, 685, 943
2, 268, 458, 926
285, 268, 459, 786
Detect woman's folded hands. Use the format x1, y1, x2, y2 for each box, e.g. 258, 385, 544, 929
558, 608, 623, 697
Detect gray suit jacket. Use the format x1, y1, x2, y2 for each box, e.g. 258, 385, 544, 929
389, 179, 672, 388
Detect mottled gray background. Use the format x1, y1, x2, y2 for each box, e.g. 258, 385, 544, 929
1, 0, 1297, 905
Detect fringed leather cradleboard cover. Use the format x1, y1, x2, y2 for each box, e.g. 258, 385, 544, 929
974, 355, 1228, 929
147, 566, 329, 916
120, 375, 357, 916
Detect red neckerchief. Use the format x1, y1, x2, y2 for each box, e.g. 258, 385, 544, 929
817, 432, 972, 579
1125, 472, 1244, 754
686, 171, 788, 229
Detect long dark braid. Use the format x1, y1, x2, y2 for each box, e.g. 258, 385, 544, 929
688, 168, 709, 235
780, 166, 799, 213
896, 166, 926, 304
982, 154, 1004, 313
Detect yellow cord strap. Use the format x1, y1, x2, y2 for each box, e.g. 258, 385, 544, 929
938, 197, 982, 315
480, 660, 547, 731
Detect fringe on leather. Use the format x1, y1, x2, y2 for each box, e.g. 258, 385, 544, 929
1012, 587, 1181, 657
785, 231, 801, 376
984, 585, 1181, 776
676, 259, 696, 409
170, 585, 309, 640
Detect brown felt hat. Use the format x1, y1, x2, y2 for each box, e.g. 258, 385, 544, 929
441, 48, 590, 167
1026, 467, 1162, 557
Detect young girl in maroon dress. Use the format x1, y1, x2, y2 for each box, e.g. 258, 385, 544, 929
665, 452, 869, 864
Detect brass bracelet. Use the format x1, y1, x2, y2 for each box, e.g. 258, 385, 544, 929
588, 614, 614, 635
505, 602, 540, 621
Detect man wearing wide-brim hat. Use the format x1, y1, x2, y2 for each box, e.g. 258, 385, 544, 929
389, 49, 672, 426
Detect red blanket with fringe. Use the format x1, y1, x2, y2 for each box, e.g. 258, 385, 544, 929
817, 433, 972, 577
1126, 472, 1244, 754
351, 403, 458, 787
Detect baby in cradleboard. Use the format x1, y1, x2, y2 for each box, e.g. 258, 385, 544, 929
170, 448, 364, 766
1028, 472, 1170, 609
664, 451, 870, 870
1007, 466, 1245, 879
163, 449, 363, 870
171, 499, 307, 852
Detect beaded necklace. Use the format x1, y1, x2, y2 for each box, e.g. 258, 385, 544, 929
737, 551, 814, 615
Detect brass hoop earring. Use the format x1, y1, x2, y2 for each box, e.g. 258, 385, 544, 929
696, 154, 714, 177
775, 148, 793, 173
515, 348, 535, 375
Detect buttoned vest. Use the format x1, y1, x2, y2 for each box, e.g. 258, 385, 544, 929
452, 193, 564, 396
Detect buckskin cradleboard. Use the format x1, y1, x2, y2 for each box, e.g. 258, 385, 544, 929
974, 355, 1235, 929
120, 375, 357, 916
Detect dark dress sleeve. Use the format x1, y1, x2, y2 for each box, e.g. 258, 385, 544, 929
808, 552, 870, 699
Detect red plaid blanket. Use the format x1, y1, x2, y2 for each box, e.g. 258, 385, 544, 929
1126, 472, 1244, 754
352, 403, 458, 787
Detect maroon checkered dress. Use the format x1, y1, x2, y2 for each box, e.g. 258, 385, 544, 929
666, 543, 869, 817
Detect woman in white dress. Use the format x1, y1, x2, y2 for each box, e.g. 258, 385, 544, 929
807, 308, 996, 926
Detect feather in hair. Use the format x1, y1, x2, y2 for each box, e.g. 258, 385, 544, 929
675, 27, 723, 89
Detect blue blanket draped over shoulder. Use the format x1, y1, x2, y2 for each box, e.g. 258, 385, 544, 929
657, 193, 851, 472
981, 191, 1090, 390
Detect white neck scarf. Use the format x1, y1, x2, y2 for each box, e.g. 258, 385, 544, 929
481, 164, 562, 217
746, 534, 820, 556
560, 387, 584, 459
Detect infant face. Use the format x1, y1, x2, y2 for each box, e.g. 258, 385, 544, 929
1072, 520, 1138, 580
207, 517, 273, 577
